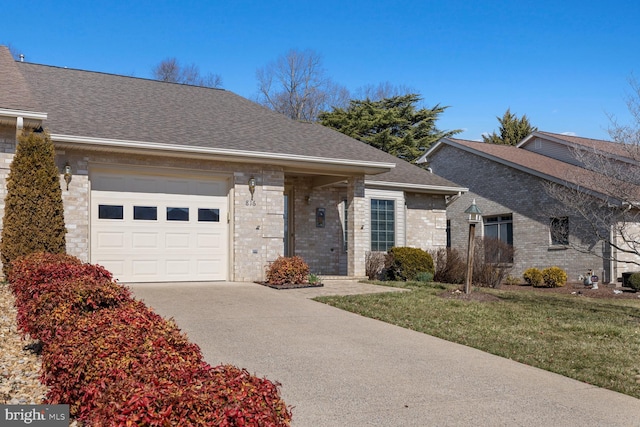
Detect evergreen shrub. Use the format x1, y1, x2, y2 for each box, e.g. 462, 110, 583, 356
523, 268, 544, 287
386, 247, 434, 281
542, 266, 567, 288
628, 272, 640, 291
1, 130, 66, 278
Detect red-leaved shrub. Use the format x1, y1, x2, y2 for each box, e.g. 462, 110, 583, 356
266, 256, 310, 285
8, 253, 292, 426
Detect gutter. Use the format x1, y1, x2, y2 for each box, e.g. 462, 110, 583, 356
51, 133, 397, 175
365, 179, 468, 195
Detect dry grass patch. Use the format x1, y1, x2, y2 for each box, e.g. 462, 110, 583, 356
315, 281, 640, 399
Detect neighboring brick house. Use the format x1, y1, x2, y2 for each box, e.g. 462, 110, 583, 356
418, 132, 640, 284
0, 46, 465, 283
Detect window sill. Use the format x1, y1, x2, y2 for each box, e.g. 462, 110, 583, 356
548, 245, 569, 251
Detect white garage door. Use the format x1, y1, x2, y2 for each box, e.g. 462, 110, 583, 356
90, 170, 229, 283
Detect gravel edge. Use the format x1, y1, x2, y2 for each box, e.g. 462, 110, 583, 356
0, 282, 48, 405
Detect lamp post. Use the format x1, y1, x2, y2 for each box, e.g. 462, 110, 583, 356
464, 199, 482, 294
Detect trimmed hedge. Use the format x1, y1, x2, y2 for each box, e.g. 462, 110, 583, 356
386, 247, 434, 281
9, 252, 292, 426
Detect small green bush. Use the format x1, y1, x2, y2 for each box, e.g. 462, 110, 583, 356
523, 268, 544, 287
308, 273, 321, 285
416, 271, 434, 283
627, 272, 640, 291
504, 275, 520, 286
386, 247, 434, 281
266, 256, 310, 285
542, 266, 567, 288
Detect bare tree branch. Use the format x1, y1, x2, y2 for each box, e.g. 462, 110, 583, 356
151, 57, 223, 88
255, 49, 349, 121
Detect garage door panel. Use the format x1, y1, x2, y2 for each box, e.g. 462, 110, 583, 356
166, 233, 190, 248
97, 232, 125, 248
91, 173, 229, 283
132, 232, 159, 248
166, 260, 190, 275
197, 258, 220, 275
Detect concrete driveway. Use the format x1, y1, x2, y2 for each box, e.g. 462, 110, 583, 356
129, 280, 640, 426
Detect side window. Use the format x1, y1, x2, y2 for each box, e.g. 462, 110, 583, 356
98, 205, 124, 220
483, 214, 513, 263
550, 217, 569, 245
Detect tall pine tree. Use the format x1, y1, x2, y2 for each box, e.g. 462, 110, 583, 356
1, 129, 66, 277
482, 108, 537, 145
319, 94, 460, 162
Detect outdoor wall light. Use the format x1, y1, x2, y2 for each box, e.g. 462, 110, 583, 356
63, 162, 72, 190
248, 176, 256, 200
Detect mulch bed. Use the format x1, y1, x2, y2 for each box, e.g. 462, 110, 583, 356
440, 282, 640, 302
257, 282, 324, 290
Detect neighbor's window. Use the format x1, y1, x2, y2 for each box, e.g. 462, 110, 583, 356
550, 217, 569, 245
133, 206, 157, 221
484, 214, 513, 263
371, 199, 395, 251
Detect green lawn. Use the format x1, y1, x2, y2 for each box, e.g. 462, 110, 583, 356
314, 282, 640, 399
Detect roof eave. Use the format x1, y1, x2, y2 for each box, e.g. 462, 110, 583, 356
365, 179, 467, 195
0, 108, 48, 128
51, 133, 396, 175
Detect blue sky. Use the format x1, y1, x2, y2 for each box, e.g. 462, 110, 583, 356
2, 0, 639, 141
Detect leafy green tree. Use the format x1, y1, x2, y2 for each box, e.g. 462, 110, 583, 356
319, 94, 460, 162
482, 108, 537, 145
1, 129, 66, 277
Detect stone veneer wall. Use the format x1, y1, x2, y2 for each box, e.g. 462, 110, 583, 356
347, 176, 367, 277
429, 144, 610, 283
233, 168, 285, 282
405, 193, 448, 250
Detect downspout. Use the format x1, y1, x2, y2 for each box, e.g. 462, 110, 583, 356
16, 116, 23, 139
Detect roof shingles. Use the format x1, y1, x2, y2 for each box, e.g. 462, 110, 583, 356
9, 56, 460, 190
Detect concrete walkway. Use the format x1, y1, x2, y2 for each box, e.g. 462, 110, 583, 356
129, 280, 640, 426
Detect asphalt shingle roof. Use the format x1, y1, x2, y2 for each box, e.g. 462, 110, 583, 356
443, 138, 640, 200
0, 45, 461, 191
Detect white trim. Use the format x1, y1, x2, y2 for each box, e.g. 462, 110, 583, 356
365, 179, 467, 194
0, 108, 48, 120
51, 133, 396, 174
